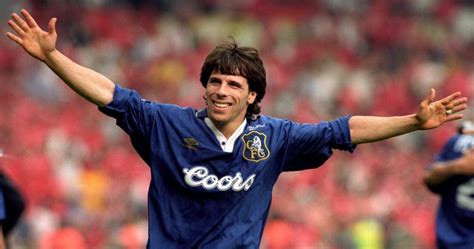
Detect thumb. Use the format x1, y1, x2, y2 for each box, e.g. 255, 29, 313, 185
427, 88, 435, 103
48, 17, 57, 36
422, 88, 435, 107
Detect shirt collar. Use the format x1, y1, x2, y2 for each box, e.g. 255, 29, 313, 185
204, 118, 247, 152
196, 108, 260, 121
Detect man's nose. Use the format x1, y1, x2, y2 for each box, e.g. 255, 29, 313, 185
215, 83, 229, 96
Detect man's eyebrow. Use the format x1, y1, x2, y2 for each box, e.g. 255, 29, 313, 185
228, 80, 242, 86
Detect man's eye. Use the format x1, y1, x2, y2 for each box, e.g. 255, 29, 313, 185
229, 83, 242, 89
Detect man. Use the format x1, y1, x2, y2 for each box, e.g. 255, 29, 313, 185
424, 120, 474, 249
0, 150, 25, 249
0, 172, 25, 249
6, 9, 468, 248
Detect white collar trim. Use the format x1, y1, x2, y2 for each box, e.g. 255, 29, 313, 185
204, 118, 247, 152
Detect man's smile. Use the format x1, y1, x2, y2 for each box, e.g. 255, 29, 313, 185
211, 100, 232, 109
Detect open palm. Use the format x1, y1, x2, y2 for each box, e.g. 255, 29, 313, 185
6, 9, 57, 62
416, 89, 467, 130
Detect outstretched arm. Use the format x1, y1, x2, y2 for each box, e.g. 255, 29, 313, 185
349, 89, 467, 144
6, 9, 114, 106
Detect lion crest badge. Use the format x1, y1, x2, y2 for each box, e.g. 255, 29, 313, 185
241, 131, 270, 162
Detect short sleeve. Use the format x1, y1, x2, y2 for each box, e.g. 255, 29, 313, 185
99, 84, 156, 138
283, 115, 356, 171
98, 84, 159, 164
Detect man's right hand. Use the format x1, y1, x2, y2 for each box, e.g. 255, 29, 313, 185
6, 9, 57, 62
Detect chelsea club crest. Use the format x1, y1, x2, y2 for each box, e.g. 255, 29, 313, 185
241, 131, 270, 162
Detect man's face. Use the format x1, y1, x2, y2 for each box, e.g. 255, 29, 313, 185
205, 72, 256, 129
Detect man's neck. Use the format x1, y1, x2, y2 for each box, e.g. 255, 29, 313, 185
214, 122, 241, 139
206, 118, 247, 139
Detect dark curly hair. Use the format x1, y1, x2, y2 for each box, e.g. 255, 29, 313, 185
200, 38, 267, 117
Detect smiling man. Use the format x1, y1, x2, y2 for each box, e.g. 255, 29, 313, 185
204, 72, 257, 137
6, 9, 469, 249
200, 43, 263, 138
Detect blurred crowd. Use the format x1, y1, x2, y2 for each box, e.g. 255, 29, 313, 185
0, 0, 473, 248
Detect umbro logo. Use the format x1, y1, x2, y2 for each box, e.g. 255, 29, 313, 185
183, 137, 199, 150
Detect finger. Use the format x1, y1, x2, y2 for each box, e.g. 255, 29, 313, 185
11, 13, 29, 31
5, 32, 23, 46
446, 113, 463, 122
428, 88, 435, 103
450, 103, 467, 114
21, 9, 39, 28
7, 19, 26, 36
451, 97, 468, 108
440, 92, 462, 106
420, 88, 435, 108
48, 17, 57, 35
444, 96, 467, 111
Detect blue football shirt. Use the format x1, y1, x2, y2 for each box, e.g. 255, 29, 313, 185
99, 84, 356, 248
429, 133, 474, 249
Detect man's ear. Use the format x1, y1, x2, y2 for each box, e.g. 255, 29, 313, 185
248, 91, 257, 105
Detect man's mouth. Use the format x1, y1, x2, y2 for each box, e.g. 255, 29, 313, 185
212, 101, 231, 109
